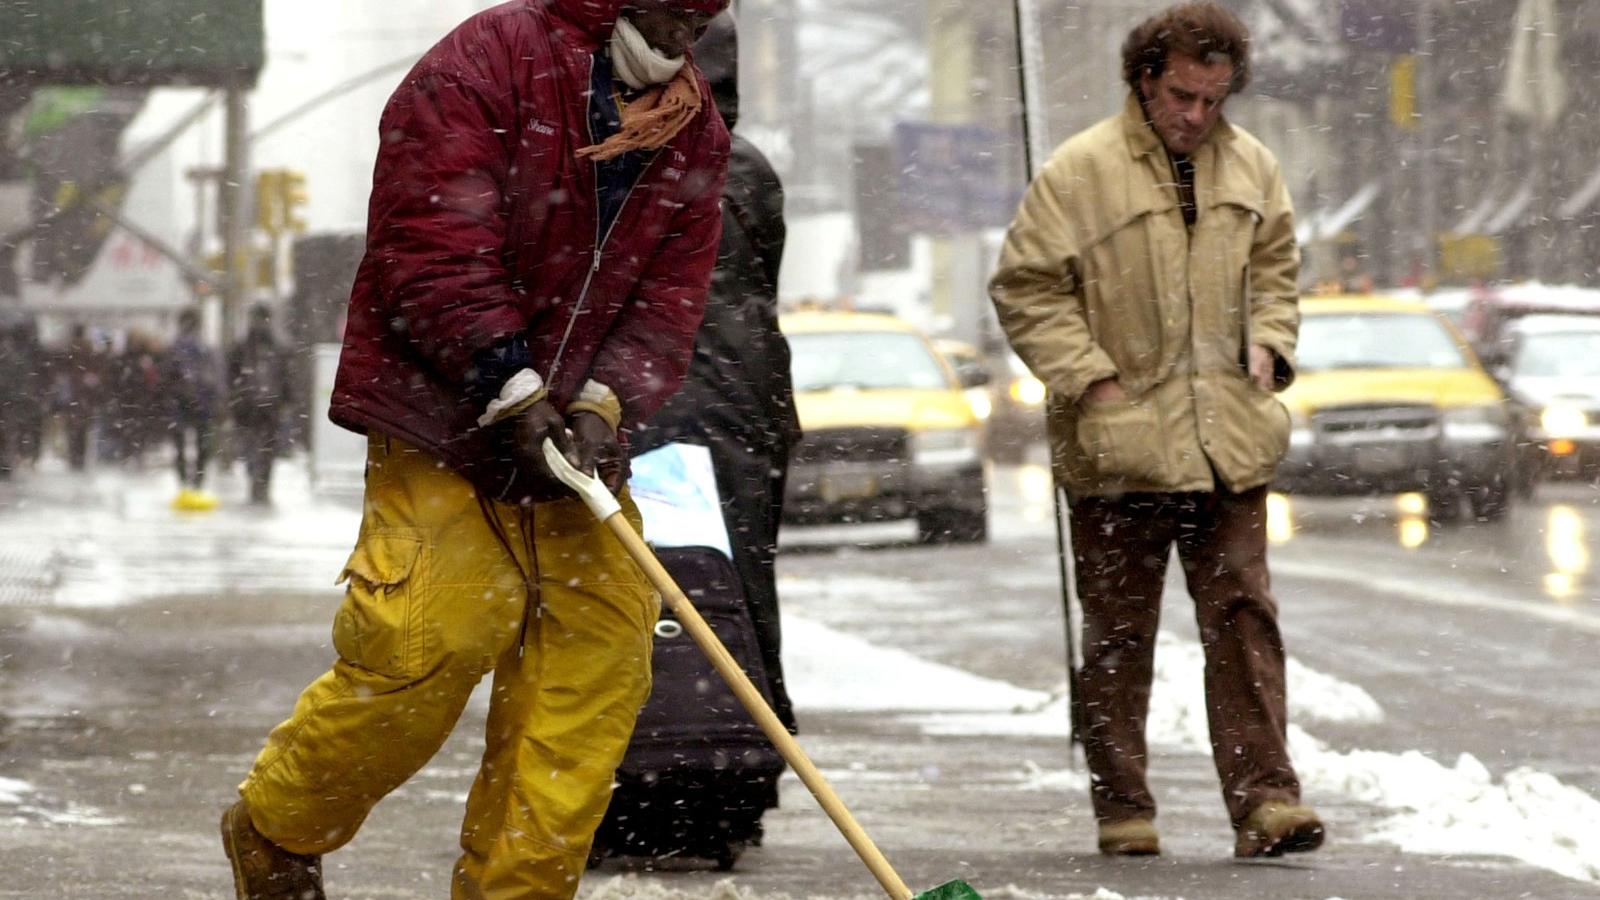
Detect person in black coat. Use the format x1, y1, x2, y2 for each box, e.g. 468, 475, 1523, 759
229, 303, 293, 504
631, 12, 802, 733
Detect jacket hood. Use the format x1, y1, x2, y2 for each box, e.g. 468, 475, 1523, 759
544, 0, 621, 43
694, 11, 738, 129
545, 0, 728, 42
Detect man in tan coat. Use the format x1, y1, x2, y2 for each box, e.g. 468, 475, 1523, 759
989, 1, 1322, 860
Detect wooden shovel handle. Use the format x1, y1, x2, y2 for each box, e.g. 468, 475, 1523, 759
600, 513, 914, 900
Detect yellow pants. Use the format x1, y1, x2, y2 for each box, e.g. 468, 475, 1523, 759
240, 435, 656, 898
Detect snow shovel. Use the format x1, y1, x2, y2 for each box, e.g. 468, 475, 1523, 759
543, 440, 981, 900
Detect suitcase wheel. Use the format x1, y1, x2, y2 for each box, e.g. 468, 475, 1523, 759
715, 839, 745, 871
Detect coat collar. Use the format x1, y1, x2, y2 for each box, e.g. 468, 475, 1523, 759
1118, 92, 1236, 161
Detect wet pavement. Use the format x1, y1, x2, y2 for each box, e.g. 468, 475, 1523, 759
0, 452, 1597, 898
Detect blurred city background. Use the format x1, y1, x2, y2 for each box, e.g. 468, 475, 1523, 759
0, 0, 1594, 469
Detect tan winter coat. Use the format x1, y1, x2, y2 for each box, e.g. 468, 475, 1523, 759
989, 95, 1300, 498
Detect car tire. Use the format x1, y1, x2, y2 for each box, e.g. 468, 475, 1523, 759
1467, 477, 1512, 522
1426, 486, 1463, 526
916, 506, 988, 544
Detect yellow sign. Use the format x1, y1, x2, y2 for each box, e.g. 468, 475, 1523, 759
1389, 55, 1416, 130
1438, 233, 1500, 280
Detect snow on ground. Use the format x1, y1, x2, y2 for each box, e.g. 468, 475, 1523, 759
1295, 730, 1600, 883
0, 777, 29, 806
576, 877, 1153, 900
0, 776, 119, 828
0, 456, 358, 608
911, 633, 1382, 743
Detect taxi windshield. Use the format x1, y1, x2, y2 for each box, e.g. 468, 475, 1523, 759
789, 331, 951, 391
1298, 312, 1468, 372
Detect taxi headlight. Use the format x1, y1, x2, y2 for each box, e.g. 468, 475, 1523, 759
1443, 405, 1508, 443
965, 388, 993, 421
912, 428, 981, 466
1009, 375, 1047, 407
1541, 404, 1587, 438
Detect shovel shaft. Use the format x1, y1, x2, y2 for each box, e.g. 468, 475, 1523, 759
600, 513, 915, 900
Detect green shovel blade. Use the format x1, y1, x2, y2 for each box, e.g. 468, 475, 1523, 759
913, 881, 983, 900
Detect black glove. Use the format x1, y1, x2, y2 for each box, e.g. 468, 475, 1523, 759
490, 398, 575, 506
570, 410, 628, 496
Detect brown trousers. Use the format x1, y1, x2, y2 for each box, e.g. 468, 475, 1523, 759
1068, 484, 1301, 828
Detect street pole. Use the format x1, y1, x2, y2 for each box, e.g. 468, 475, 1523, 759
1416, 0, 1438, 288
1011, 0, 1082, 756
1011, 0, 1049, 176
220, 87, 252, 349
927, 0, 983, 343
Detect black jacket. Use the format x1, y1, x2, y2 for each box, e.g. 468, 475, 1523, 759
630, 21, 799, 459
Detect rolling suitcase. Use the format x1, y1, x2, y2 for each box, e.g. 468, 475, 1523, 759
589, 545, 786, 870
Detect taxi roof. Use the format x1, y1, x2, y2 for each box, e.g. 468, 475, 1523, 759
779, 309, 922, 334
1301, 293, 1435, 315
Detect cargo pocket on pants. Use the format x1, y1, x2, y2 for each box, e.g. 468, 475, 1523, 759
1076, 399, 1168, 483
332, 532, 425, 680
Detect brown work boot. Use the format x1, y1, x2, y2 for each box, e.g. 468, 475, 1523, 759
1234, 801, 1325, 858
1097, 817, 1160, 856
220, 799, 326, 900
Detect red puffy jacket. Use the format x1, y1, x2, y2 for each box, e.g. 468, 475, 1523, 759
330, 0, 729, 496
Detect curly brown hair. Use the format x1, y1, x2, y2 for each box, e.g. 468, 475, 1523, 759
1121, 2, 1252, 98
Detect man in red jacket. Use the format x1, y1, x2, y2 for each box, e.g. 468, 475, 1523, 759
220, 2, 729, 897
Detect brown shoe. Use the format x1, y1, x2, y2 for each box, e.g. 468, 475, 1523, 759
220, 799, 326, 900
1098, 817, 1160, 856
1234, 802, 1325, 858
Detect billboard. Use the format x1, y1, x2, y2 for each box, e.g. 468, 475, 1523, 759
893, 122, 1019, 236
0, 0, 265, 88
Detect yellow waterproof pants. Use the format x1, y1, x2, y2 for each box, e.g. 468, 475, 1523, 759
239, 435, 656, 899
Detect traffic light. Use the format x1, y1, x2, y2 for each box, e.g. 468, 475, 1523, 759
254, 169, 284, 234
280, 170, 308, 234
253, 168, 308, 235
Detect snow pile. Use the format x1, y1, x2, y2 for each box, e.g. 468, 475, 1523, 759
911, 631, 1381, 745
1286, 656, 1385, 724
1147, 634, 1383, 750
1294, 729, 1600, 883
784, 615, 1047, 713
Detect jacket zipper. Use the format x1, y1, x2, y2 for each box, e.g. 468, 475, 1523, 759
546, 55, 662, 386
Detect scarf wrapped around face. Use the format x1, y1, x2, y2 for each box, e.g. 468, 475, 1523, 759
578, 18, 704, 162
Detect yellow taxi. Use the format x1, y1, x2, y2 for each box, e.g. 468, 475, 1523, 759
1277, 294, 1521, 522
781, 310, 987, 543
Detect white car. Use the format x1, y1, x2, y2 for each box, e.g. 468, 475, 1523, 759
1503, 314, 1600, 478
